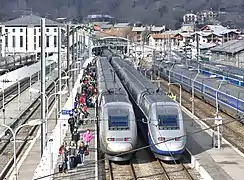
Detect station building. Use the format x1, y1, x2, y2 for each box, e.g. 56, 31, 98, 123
0, 14, 62, 57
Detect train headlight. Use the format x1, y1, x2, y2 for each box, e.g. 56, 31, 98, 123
175, 137, 181, 141
124, 137, 132, 141
158, 137, 165, 142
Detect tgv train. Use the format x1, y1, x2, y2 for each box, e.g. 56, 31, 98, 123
154, 62, 244, 122
188, 60, 244, 87
111, 56, 186, 161
97, 56, 137, 161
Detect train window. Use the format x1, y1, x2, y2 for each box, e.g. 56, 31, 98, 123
109, 115, 129, 130
182, 76, 190, 84
238, 100, 244, 112
174, 73, 181, 81
157, 115, 179, 130
218, 92, 237, 108
194, 82, 202, 90
204, 86, 215, 97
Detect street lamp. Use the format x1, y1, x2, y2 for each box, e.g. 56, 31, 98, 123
168, 63, 176, 93
29, 88, 68, 141
190, 69, 200, 115
0, 119, 44, 180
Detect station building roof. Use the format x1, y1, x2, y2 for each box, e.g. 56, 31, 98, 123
211, 39, 244, 54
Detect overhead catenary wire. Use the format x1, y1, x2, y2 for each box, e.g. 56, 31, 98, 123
32, 116, 239, 180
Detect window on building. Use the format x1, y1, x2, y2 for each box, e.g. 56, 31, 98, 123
34, 36, 36, 43
34, 43, 36, 50
46, 28, 49, 32
54, 28, 57, 32
12, 36, 16, 47
5, 29, 8, 33
54, 36, 57, 47
46, 36, 50, 47
39, 28, 41, 32
34, 29, 36, 35
5, 36, 8, 47
20, 28, 23, 32
12, 29, 15, 33
39, 36, 41, 47
20, 36, 23, 47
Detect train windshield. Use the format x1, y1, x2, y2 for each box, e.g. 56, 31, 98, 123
157, 115, 179, 130
109, 115, 129, 130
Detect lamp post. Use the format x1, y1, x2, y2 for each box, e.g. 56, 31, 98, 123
168, 63, 176, 93
29, 74, 33, 100
29, 88, 68, 144
0, 119, 44, 180
17, 79, 21, 111
190, 69, 200, 115
54, 68, 78, 96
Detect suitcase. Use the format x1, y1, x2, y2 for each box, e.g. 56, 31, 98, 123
59, 164, 63, 173
75, 154, 81, 164
69, 156, 77, 168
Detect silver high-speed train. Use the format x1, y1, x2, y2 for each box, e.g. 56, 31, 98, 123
97, 56, 137, 161
111, 57, 186, 161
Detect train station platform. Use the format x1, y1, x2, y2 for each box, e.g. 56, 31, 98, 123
183, 107, 244, 180
52, 108, 97, 180
5, 56, 93, 180
30, 57, 94, 180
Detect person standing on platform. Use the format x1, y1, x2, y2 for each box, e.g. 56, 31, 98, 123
78, 141, 87, 166
82, 129, 94, 150
68, 114, 75, 134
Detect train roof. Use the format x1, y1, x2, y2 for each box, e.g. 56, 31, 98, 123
112, 56, 156, 91
113, 57, 175, 103
186, 60, 244, 79
103, 93, 130, 103
97, 56, 130, 103
167, 65, 244, 98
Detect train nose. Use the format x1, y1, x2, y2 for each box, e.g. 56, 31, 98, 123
107, 142, 133, 153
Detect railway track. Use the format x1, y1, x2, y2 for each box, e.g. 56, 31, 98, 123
0, 65, 54, 109
0, 70, 68, 179
105, 137, 198, 180
107, 160, 136, 180
146, 70, 244, 153
159, 160, 194, 180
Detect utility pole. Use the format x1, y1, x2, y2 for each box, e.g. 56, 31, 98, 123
57, 27, 61, 119
40, 18, 46, 156
196, 33, 200, 72
72, 26, 75, 87
88, 32, 92, 58
83, 31, 86, 54
75, 28, 78, 78
153, 49, 156, 80
66, 24, 70, 92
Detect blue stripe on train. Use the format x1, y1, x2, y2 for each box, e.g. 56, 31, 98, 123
148, 133, 185, 155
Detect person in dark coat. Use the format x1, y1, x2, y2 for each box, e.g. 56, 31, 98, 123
68, 114, 75, 134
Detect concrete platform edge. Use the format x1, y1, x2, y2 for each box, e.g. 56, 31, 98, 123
32, 57, 94, 180
181, 104, 244, 180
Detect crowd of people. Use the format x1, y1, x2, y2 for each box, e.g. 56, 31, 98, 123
58, 59, 97, 173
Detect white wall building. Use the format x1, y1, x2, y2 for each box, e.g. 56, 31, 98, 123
0, 14, 62, 56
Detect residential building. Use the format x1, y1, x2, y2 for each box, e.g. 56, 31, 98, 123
210, 39, 244, 67
174, 32, 194, 47
149, 31, 179, 51
200, 25, 240, 43
0, 14, 62, 56
131, 25, 165, 44
183, 13, 198, 24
